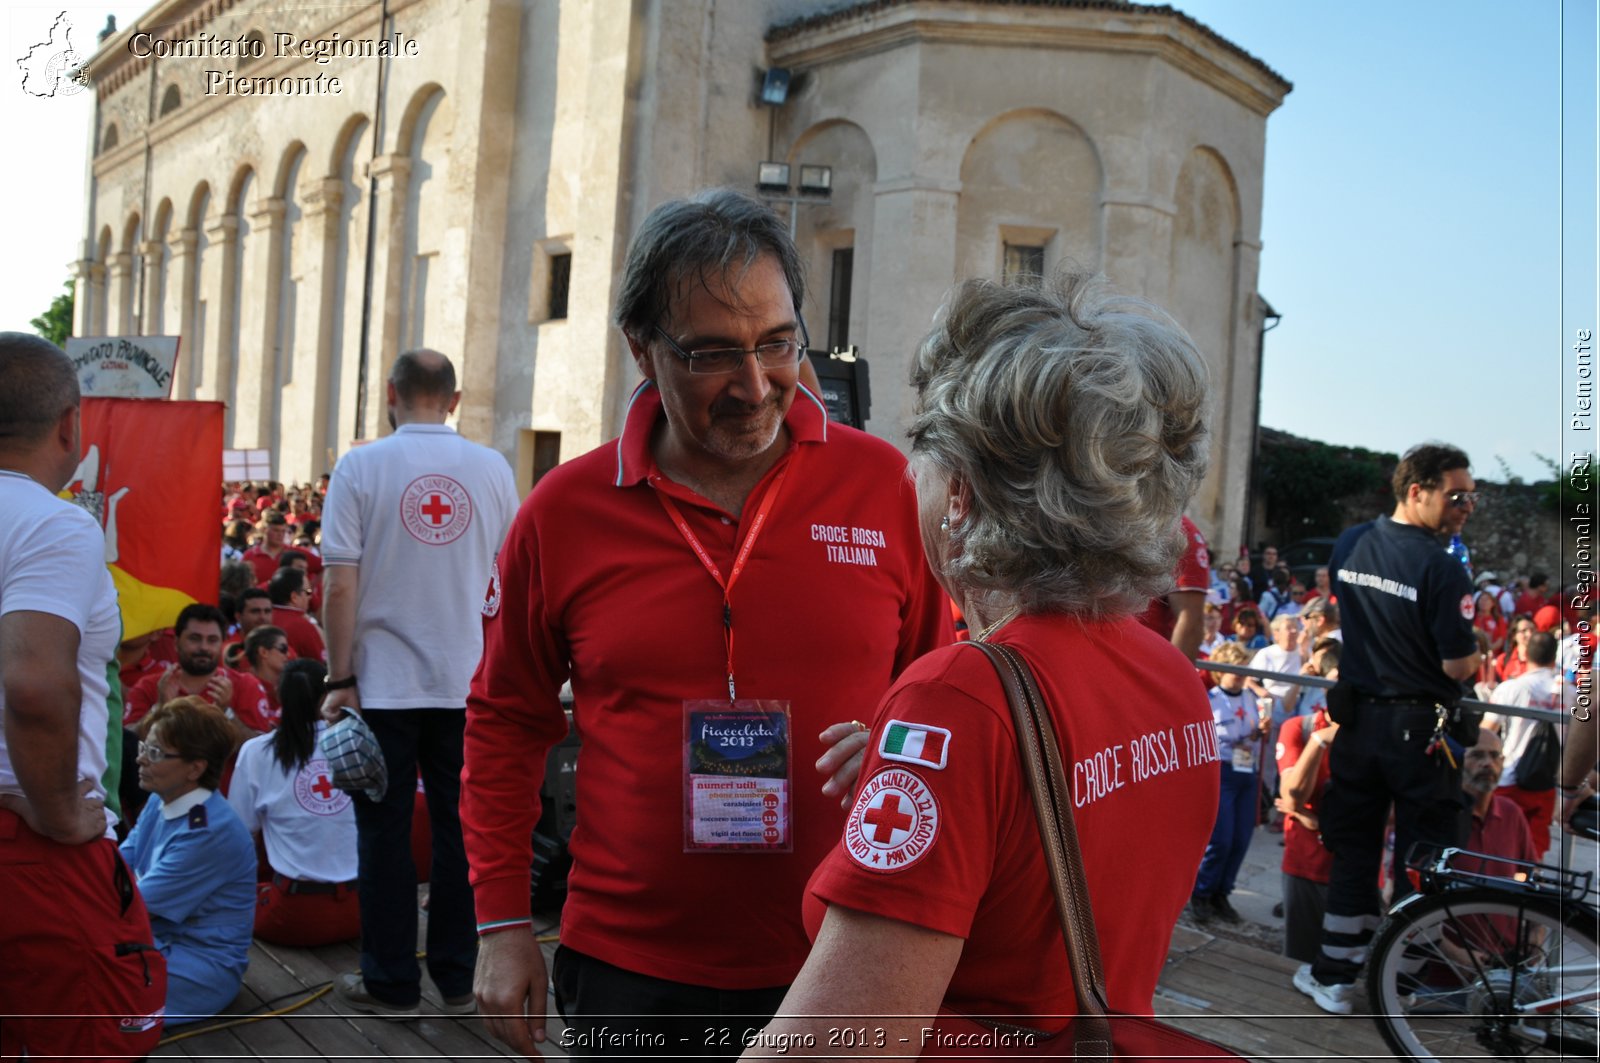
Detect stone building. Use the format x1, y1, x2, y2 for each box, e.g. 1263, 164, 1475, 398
75, 0, 1289, 557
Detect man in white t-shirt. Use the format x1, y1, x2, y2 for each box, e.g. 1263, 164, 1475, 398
319, 349, 518, 1018
0, 332, 165, 1057
1486, 631, 1571, 858
1248, 612, 1305, 725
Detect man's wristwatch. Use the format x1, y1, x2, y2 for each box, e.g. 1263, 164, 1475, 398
325, 675, 358, 691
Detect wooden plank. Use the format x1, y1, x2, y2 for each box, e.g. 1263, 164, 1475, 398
272, 930, 521, 1060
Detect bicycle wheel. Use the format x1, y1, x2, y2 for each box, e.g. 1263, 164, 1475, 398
1367, 888, 1599, 1062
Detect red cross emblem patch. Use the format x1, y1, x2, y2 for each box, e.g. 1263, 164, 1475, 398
294, 757, 353, 815
843, 767, 940, 874
400, 474, 474, 545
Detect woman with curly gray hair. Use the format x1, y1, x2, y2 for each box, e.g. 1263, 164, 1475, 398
746, 272, 1222, 1051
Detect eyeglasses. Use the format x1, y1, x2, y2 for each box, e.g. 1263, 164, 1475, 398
271, 643, 289, 654
653, 323, 809, 376
137, 742, 179, 764
1446, 491, 1479, 509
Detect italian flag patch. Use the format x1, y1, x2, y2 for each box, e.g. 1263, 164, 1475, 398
879, 720, 951, 770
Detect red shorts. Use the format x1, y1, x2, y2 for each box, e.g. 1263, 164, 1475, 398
0, 809, 166, 1060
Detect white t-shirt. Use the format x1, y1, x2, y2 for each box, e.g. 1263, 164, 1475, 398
0, 472, 121, 835
228, 725, 358, 881
320, 423, 518, 709
1250, 644, 1303, 700
1486, 667, 1570, 789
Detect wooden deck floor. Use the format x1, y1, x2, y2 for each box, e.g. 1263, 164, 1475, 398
151, 915, 1400, 1061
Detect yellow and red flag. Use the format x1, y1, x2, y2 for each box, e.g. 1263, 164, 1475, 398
67, 399, 225, 640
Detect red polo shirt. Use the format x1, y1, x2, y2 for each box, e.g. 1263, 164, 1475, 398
463, 382, 952, 988
1136, 516, 1210, 641
123, 665, 273, 732
271, 605, 326, 663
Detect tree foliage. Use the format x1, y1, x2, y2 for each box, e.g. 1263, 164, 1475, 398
30, 280, 74, 346
1259, 435, 1395, 540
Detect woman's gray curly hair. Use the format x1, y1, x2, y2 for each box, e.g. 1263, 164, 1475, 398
908, 271, 1210, 618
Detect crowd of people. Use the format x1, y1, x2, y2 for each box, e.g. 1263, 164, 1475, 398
2, 187, 1596, 1062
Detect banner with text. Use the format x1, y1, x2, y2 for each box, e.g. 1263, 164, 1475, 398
65, 336, 180, 399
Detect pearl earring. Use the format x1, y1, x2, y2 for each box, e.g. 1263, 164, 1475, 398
939, 516, 950, 532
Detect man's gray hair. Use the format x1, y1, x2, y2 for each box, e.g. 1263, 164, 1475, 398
614, 188, 805, 340
908, 272, 1210, 618
0, 332, 78, 444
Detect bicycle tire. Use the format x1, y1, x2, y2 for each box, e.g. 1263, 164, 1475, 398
1366, 887, 1599, 1062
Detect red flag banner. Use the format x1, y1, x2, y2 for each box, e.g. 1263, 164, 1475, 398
68, 398, 225, 639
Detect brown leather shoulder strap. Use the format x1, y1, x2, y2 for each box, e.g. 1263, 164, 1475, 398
968, 639, 1112, 1056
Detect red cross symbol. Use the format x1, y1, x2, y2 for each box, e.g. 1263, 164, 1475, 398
863, 793, 913, 843
421, 494, 453, 525
1235, 706, 1247, 724
311, 775, 335, 800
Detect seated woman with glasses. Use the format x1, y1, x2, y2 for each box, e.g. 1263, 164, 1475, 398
121, 697, 256, 1022
227, 660, 361, 946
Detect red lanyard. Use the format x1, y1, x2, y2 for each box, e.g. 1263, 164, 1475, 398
654, 463, 791, 701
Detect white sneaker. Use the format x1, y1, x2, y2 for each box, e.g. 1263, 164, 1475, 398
1294, 963, 1355, 1015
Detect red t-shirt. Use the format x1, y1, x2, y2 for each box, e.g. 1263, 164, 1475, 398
123, 664, 273, 732
1275, 710, 1333, 883
271, 605, 326, 663
805, 614, 1216, 1021
1136, 516, 1210, 642
462, 383, 953, 988
1494, 651, 1529, 684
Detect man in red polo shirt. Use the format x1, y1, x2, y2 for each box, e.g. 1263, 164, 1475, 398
124, 603, 272, 736
1137, 514, 1210, 659
463, 189, 951, 1056
267, 567, 325, 663
242, 510, 291, 584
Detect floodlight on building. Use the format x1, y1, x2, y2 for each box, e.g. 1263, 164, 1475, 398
757, 162, 791, 193
797, 165, 832, 196
759, 68, 792, 106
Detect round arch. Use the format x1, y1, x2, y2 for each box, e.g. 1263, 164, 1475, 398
186, 181, 213, 231
393, 83, 447, 157
273, 141, 309, 199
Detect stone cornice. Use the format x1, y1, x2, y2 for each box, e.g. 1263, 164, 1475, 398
767, 1, 1291, 118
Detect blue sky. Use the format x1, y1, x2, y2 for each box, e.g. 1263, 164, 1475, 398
1177, 0, 1594, 483
3, 1, 1593, 483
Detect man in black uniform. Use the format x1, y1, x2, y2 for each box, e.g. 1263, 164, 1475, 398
1294, 443, 1481, 1014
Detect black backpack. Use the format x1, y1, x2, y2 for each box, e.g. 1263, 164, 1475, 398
1513, 721, 1562, 792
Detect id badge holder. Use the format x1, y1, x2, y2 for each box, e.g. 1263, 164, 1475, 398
1231, 745, 1255, 773
683, 700, 793, 853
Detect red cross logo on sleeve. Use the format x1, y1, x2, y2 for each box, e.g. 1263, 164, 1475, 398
421, 494, 453, 526
311, 775, 335, 800
863, 793, 913, 843
845, 769, 940, 873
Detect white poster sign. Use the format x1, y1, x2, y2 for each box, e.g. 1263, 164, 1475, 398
223, 449, 274, 481
65, 336, 180, 398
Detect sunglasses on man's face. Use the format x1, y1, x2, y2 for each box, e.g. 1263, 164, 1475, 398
1446, 491, 1479, 509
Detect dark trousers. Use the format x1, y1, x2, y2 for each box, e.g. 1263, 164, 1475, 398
353, 708, 477, 1006
1311, 701, 1467, 986
1193, 764, 1257, 898
553, 945, 788, 1060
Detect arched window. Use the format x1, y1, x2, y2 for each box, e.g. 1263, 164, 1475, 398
159, 84, 181, 116
238, 30, 265, 67
101, 122, 119, 151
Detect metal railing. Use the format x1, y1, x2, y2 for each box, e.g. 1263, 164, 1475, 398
1194, 660, 1568, 725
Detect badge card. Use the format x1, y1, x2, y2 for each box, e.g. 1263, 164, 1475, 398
682, 701, 793, 852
